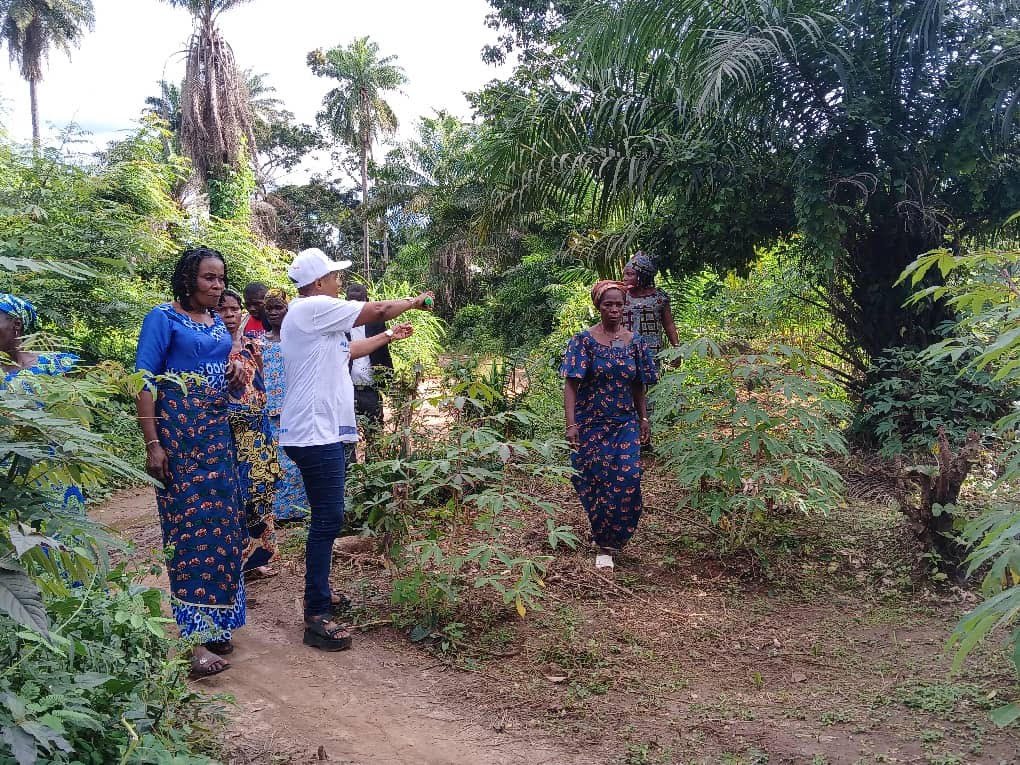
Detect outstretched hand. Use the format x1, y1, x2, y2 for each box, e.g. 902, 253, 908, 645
390, 322, 414, 340
413, 291, 435, 310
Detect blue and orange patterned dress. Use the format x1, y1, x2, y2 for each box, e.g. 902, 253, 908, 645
135, 304, 246, 642
561, 330, 658, 550
261, 337, 309, 521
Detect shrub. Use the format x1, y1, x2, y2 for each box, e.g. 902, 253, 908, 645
855, 346, 1012, 457
346, 395, 577, 633
653, 340, 849, 557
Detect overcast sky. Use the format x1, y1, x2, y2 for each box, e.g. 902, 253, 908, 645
0, 0, 511, 182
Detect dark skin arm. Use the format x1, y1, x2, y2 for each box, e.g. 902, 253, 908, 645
353, 293, 433, 327
136, 390, 168, 485
350, 323, 412, 360
633, 382, 650, 443
661, 299, 680, 347
564, 378, 580, 449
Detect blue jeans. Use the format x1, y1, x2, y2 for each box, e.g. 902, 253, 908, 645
283, 442, 346, 621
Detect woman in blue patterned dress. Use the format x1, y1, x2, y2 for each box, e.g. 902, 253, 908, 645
0, 294, 84, 515
260, 288, 309, 522
134, 247, 247, 678
218, 289, 281, 576
562, 281, 658, 571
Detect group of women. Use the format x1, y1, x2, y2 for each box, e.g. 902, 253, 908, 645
133, 247, 313, 676
2, 241, 674, 674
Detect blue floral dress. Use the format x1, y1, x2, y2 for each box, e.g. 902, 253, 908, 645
3, 353, 85, 515
135, 304, 246, 642
561, 331, 657, 550
261, 337, 309, 521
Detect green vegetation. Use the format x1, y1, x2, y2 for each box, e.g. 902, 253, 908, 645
0, 0, 1019, 761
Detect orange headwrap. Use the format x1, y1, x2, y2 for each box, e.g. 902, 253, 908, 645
264, 287, 289, 305
590, 280, 627, 307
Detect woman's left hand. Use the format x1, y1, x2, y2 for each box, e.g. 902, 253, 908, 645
225, 359, 245, 392
640, 418, 651, 444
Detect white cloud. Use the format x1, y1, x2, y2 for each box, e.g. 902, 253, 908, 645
0, 0, 511, 180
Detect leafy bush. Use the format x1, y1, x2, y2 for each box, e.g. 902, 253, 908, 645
0, 246, 222, 761
346, 395, 577, 632
653, 340, 849, 556
898, 230, 1020, 726
0, 566, 218, 765
855, 346, 1013, 457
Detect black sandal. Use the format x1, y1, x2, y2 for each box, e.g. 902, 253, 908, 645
204, 640, 234, 656
303, 618, 353, 652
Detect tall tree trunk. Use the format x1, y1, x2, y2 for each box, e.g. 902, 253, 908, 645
29, 78, 40, 151
361, 130, 370, 278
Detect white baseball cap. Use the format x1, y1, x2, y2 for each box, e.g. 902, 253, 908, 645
287, 248, 353, 288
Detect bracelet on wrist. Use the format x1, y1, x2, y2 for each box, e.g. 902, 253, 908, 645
146, 438, 160, 448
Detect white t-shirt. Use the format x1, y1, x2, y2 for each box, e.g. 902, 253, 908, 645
348, 325, 374, 386
279, 295, 365, 447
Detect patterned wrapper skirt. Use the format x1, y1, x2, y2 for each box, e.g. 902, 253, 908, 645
268, 414, 309, 521
228, 405, 281, 572
571, 416, 644, 550
155, 383, 247, 642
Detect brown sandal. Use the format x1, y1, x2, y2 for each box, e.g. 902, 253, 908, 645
190, 652, 230, 678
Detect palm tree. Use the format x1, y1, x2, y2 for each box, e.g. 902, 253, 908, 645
0, 0, 95, 148
162, 0, 256, 203
482, 0, 1020, 385
308, 36, 406, 277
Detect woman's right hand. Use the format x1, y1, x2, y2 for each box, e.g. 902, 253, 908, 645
566, 424, 580, 450
146, 443, 169, 485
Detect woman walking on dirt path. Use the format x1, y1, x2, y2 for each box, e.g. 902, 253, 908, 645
135, 247, 248, 678
279, 247, 432, 652
260, 289, 309, 522
621, 253, 680, 372
219, 289, 282, 580
562, 281, 657, 571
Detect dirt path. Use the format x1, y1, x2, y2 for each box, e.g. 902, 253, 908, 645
94, 488, 588, 765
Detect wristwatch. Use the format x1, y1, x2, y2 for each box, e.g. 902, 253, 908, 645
385, 329, 394, 338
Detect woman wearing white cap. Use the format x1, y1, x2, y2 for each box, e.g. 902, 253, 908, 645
279, 247, 433, 651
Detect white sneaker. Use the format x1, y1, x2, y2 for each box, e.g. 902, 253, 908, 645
595, 553, 615, 570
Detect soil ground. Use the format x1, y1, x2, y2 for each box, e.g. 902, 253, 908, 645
94, 463, 1020, 765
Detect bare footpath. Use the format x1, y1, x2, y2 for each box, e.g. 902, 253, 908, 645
93, 488, 591, 765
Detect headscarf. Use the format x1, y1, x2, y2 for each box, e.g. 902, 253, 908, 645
590, 280, 627, 307
626, 252, 658, 288
264, 288, 289, 305
0, 294, 37, 331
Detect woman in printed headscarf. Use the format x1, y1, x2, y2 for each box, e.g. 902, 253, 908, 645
561, 281, 658, 570
621, 252, 680, 373
0, 294, 84, 515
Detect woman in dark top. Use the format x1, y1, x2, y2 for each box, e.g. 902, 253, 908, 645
562, 281, 658, 570
134, 247, 247, 677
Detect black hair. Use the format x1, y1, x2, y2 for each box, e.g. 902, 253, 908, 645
172, 247, 227, 311
346, 283, 368, 300
219, 288, 242, 307
243, 282, 268, 300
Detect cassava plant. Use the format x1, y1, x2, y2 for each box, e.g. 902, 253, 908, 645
345, 392, 577, 635
652, 339, 849, 557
